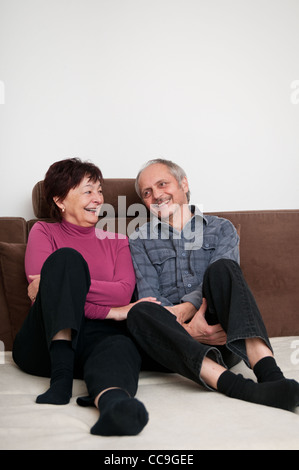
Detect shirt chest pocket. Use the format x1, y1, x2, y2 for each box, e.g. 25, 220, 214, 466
147, 248, 177, 276
201, 234, 218, 261
190, 234, 218, 275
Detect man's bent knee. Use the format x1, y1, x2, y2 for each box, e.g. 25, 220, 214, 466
206, 258, 240, 275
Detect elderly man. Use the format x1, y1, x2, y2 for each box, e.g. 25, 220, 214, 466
127, 158, 299, 412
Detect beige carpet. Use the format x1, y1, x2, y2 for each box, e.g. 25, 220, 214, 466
1, 336, 298, 450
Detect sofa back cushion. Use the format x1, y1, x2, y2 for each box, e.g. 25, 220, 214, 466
0, 217, 27, 243
209, 210, 299, 337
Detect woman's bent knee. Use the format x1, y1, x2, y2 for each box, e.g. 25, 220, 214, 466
42, 248, 88, 271
41, 248, 91, 287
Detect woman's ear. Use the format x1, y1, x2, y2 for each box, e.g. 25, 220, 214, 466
53, 196, 65, 212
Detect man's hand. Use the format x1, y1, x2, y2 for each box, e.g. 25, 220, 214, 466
182, 298, 227, 345
165, 302, 197, 324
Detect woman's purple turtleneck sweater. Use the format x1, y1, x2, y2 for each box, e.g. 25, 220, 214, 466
25, 219, 136, 319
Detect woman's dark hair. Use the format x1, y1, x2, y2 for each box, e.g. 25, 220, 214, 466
44, 158, 103, 221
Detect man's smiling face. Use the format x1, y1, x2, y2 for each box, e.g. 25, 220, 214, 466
138, 163, 190, 228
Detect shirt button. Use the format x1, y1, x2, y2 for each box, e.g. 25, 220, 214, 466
187, 283, 192, 288
205, 243, 210, 248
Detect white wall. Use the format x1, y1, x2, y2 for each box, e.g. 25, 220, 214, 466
0, 0, 299, 220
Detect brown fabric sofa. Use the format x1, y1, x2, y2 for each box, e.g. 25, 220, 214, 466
0, 179, 299, 451
1, 179, 299, 351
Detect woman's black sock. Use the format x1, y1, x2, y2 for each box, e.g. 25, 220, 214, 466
253, 356, 285, 383
36, 340, 74, 405
91, 389, 149, 436
217, 370, 299, 412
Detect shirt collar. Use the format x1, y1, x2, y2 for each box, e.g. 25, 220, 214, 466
151, 205, 207, 234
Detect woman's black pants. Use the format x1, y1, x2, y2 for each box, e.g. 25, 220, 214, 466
127, 258, 273, 389
13, 248, 143, 400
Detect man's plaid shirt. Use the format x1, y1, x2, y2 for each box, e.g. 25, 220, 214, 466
129, 207, 240, 309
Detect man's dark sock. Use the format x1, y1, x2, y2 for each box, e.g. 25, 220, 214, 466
253, 356, 285, 383
91, 389, 149, 436
217, 370, 299, 412
36, 340, 74, 405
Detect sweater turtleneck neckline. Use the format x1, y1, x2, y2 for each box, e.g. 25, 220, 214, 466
60, 219, 96, 237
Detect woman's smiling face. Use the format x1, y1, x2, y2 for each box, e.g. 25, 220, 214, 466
55, 176, 104, 227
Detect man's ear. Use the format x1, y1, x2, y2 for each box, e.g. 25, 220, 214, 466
181, 176, 189, 196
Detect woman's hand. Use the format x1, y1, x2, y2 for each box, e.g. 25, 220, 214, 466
182, 298, 227, 345
106, 297, 161, 321
28, 274, 40, 302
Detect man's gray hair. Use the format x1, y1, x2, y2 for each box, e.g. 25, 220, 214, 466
135, 158, 191, 202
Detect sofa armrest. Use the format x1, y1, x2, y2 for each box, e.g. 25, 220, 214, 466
0, 242, 31, 351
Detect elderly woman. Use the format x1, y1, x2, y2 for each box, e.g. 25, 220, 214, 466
13, 158, 155, 436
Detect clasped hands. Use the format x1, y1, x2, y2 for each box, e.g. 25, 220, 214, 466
166, 299, 227, 345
